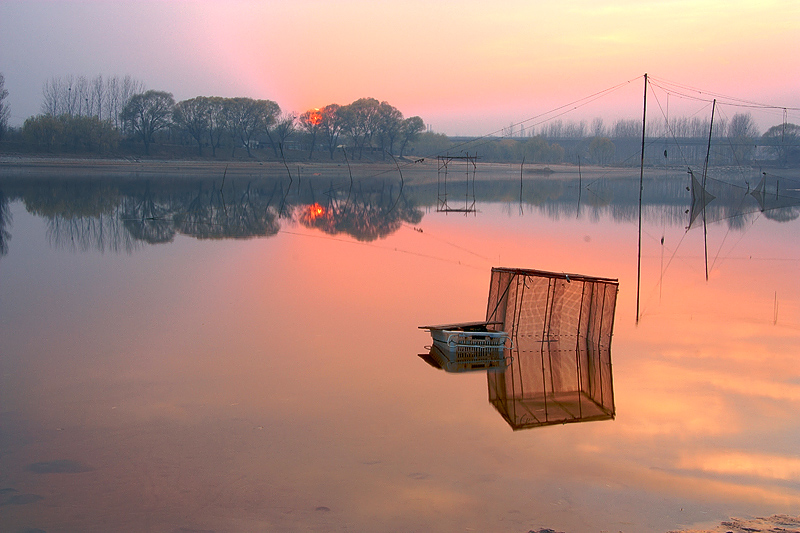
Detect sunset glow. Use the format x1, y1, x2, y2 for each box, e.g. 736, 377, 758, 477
304, 202, 327, 221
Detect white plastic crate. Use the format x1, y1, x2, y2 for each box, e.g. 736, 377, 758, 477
421, 322, 511, 372
431, 329, 509, 362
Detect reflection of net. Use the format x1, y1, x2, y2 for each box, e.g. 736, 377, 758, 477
689, 171, 800, 228
486, 268, 618, 430
688, 170, 715, 229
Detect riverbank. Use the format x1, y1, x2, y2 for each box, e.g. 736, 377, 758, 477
0, 154, 662, 183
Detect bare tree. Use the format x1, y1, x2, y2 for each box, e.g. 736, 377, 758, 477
563, 120, 587, 139
591, 117, 605, 137
376, 101, 403, 158
41, 76, 65, 115
589, 136, 615, 164
319, 104, 344, 159
0, 73, 9, 141
90, 74, 105, 120
299, 108, 323, 160
763, 123, 800, 166
399, 116, 424, 157
173, 97, 211, 155
690, 117, 710, 138
118, 76, 146, 128
73, 75, 89, 116
265, 111, 296, 157
728, 113, 758, 138
225, 97, 279, 157
103, 76, 120, 126
42, 73, 144, 127
206, 96, 227, 157
121, 90, 175, 154
611, 118, 639, 138
341, 97, 381, 159
545, 119, 564, 139
727, 113, 759, 163
43, 74, 89, 117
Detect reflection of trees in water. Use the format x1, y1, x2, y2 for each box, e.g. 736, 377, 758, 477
23, 183, 121, 219
24, 180, 284, 251
120, 181, 281, 243
120, 191, 177, 245
4, 171, 798, 254
19, 182, 140, 253
508, 174, 798, 231
298, 183, 422, 241
0, 189, 11, 257
174, 183, 280, 239
762, 206, 800, 222
48, 206, 143, 253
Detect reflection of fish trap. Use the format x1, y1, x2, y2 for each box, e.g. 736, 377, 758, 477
486, 268, 618, 430
421, 322, 511, 372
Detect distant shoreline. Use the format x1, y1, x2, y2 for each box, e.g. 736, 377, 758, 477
0, 154, 695, 182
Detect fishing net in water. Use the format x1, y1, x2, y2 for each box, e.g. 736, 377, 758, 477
486, 267, 618, 430
688, 169, 800, 228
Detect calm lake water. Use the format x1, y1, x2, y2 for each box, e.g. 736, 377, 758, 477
1, 162, 800, 532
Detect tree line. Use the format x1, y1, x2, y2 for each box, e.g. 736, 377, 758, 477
1, 73, 427, 160
0, 72, 797, 166
414, 114, 799, 167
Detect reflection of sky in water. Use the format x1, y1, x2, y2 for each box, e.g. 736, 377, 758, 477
1, 176, 800, 532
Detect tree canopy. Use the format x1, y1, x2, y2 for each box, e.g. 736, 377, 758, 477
121, 90, 175, 154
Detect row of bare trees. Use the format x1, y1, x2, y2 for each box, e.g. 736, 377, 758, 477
522, 113, 762, 141
41, 74, 145, 129
0, 74, 10, 141
492, 112, 800, 165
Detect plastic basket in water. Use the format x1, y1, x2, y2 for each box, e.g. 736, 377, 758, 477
419, 322, 511, 372
432, 329, 508, 362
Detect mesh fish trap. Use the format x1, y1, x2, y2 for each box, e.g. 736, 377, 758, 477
485, 267, 618, 430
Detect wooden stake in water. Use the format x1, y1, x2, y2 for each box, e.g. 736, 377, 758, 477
774, 292, 779, 325
702, 99, 716, 281
637, 73, 648, 325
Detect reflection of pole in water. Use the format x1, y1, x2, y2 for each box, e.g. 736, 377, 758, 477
387, 152, 404, 214
660, 235, 664, 302
279, 144, 293, 217
577, 155, 582, 218
219, 165, 229, 218
342, 146, 354, 210
519, 157, 525, 215
774, 292, 779, 325
636, 73, 648, 324
701, 99, 716, 282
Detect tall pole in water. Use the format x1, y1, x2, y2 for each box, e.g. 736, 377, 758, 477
636, 74, 647, 324
702, 99, 716, 281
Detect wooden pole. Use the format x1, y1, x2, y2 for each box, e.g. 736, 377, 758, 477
702, 99, 716, 281
636, 73, 647, 324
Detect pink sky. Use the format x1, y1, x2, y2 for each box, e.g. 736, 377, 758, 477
1, 0, 798, 135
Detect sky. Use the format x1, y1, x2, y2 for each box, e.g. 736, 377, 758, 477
1, 0, 799, 136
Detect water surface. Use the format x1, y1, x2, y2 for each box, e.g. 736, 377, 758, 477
1, 165, 799, 532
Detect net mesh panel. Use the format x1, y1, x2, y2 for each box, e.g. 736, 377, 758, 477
486, 267, 618, 430
689, 171, 800, 228
689, 170, 716, 229
749, 173, 800, 215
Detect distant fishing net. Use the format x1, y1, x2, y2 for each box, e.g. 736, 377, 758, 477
688, 169, 800, 228
486, 267, 618, 430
